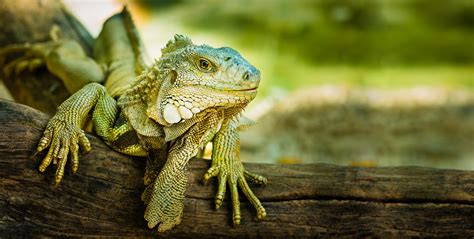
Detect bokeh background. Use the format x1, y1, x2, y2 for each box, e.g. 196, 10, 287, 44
4, 0, 474, 169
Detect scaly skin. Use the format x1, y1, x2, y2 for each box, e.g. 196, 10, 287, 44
0, 7, 266, 232
204, 118, 268, 224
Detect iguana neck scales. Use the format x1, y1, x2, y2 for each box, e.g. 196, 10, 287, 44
0, 7, 266, 233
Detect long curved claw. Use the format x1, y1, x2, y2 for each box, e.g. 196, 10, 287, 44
54, 139, 70, 186
203, 161, 267, 225
238, 177, 266, 221
203, 164, 228, 209
203, 164, 219, 185
39, 136, 59, 173
34, 118, 91, 186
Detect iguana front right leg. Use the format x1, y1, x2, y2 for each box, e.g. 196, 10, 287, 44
144, 112, 223, 232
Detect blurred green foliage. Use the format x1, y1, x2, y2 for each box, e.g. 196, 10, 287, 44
131, 0, 473, 168
137, 0, 474, 66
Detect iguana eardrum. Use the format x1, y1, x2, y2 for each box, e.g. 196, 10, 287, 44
0, 8, 267, 232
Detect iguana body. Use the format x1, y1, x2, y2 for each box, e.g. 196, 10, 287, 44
0, 8, 266, 232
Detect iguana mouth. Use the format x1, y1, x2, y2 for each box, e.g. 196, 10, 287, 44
233, 87, 258, 92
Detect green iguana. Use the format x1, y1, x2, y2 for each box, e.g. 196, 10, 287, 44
0, 7, 267, 232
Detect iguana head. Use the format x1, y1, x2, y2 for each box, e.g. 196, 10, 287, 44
148, 34, 260, 126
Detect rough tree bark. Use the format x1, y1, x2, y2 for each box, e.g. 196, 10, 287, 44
0, 99, 473, 237
0, 0, 473, 238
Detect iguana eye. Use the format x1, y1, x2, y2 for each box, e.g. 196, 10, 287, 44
198, 58, 213, 72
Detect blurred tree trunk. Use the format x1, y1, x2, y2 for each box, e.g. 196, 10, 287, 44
0, 0, 93, 114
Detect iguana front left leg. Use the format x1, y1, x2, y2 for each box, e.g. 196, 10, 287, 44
35, 83, 146, 185
204, 118, 267, 225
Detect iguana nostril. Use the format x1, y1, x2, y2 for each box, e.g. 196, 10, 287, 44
243, 72, 250, 81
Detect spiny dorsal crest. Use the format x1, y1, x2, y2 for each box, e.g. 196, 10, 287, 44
161, 34, 193, 55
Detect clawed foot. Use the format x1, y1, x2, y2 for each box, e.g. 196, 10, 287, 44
204, 161, 267, 225
34, 116, 91, 185
0, 43, 48, 77
0, 25, 64, 78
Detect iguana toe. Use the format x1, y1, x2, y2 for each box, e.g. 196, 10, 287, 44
244, 170, 268, 186
35, 117, 91, 185
28, 58, 45, 72
204, 161, 267, 225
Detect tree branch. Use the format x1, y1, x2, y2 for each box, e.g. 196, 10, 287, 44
0, 99, 473, 238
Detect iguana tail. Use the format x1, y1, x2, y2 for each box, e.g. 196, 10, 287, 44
93, 6, 150, 97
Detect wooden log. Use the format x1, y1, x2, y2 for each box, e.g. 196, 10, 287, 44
0, 0, 92, 114
0, 99, 473, 238
0, 0, 473, 237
